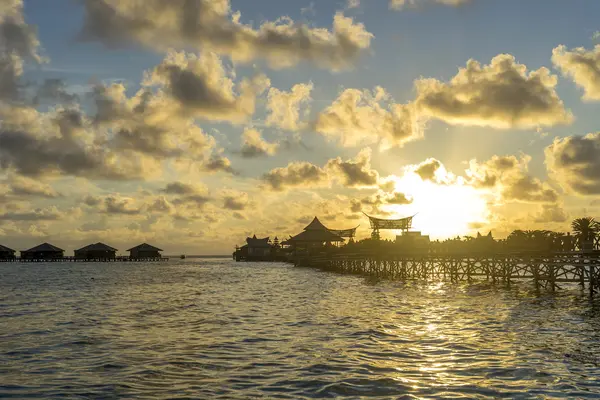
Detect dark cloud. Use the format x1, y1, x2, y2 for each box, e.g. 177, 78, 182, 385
83, 195, 101, 207
34, 79, 79, 104
533, 204, 568, 223
0, 207, 62, 221
546, 132, 600, 195
103, 196, 141, 215
262, 161, 328, 191
204, 154, 236, 174
232, 211, 246, 220
326, 148, 379, 187
161, 182, 200, 196
414, 158, 441, 181
0, 108, 142, 179
240, 128, 278, 158
223, 195, 248, 210
79, 0, 372, 70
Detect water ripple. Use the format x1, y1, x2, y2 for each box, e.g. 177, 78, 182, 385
2, 260, 600, 398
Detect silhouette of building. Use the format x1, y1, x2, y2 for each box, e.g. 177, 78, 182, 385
286, 217, 345, 249
74, 242, 118, 260
21, 243, 64, 260
396, 231, 430, 253
127, 243, 163, 259
0, 244, 16, 260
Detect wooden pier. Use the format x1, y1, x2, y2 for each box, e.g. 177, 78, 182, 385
0, 256, 169, 263
298, 252, 600, 294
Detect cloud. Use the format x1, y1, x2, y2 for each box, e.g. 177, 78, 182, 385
0, 107, 145, 180
315, 87, 424, 148
91, 81, 218, 161
390, 0, 471, 10
545, 132, 600, 195
262, 161, 329, 191
552, 45, 600, 101
0, 206, 62, 221
103, 196, 141, 215
413, 158, 442, 181
386, 192, 413, 204
0, 0, 43, 101
415, 54, 573, 129
0, 0, 43, 62
204, 153, 235, 174
467, 154, 559, 203
161, 182, 206, 196
240, 128, 278, 158
34, 79, 79, 104
266, 83, 313, 131
7, 175, 60, 198
533, 203, 568, 223
326, 147, 380, 187
79, 0, 373, 71
161, 182, 211, 206
83, 195, 101, 206
144, 50, 270, 123
222, 191, 249, 210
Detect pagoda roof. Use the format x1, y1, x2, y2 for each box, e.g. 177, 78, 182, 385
304, 217, 329, 231
288, 229, 344, 243
75, 242, 118, 252
246, 236, 271, 248
23, 242, 64, 253
0, 244, 15, 252
126, 243, 163, 252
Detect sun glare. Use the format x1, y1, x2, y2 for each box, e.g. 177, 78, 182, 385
386, 174, 489, 239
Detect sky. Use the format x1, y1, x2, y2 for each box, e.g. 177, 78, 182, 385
1, 0, 600, 255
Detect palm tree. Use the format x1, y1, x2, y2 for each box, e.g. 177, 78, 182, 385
572, 217, 599, 241
571, 217, 600, 251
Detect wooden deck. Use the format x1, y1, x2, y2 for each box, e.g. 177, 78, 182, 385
0, 256, 169, 263
296, 252, 600, 294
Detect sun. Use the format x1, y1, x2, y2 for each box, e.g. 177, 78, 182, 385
384, 173, 489, 240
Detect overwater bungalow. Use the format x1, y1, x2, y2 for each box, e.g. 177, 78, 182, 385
127, 243, 163, 259
0, 244, 16, 260
74, 242, 118, 260
21, 243, 64, 260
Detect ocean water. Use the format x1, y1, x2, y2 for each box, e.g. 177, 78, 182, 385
2, 259, 600, 399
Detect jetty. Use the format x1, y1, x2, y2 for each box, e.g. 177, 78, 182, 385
277, 215, 600, 294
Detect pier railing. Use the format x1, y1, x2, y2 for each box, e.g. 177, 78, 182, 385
295, 252, 600, 294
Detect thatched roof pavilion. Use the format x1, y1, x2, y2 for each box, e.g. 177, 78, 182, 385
287, 217, 345, 246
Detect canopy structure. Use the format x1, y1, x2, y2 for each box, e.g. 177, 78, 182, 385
363, 212, 415, 240
287, 217, 345, 245
329, 226, 359, 239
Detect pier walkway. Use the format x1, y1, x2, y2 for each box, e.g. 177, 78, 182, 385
0, 256, 169, 263
297, 252, 600, 294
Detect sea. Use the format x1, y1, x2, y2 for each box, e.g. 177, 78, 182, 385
2, 259, 600, 399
